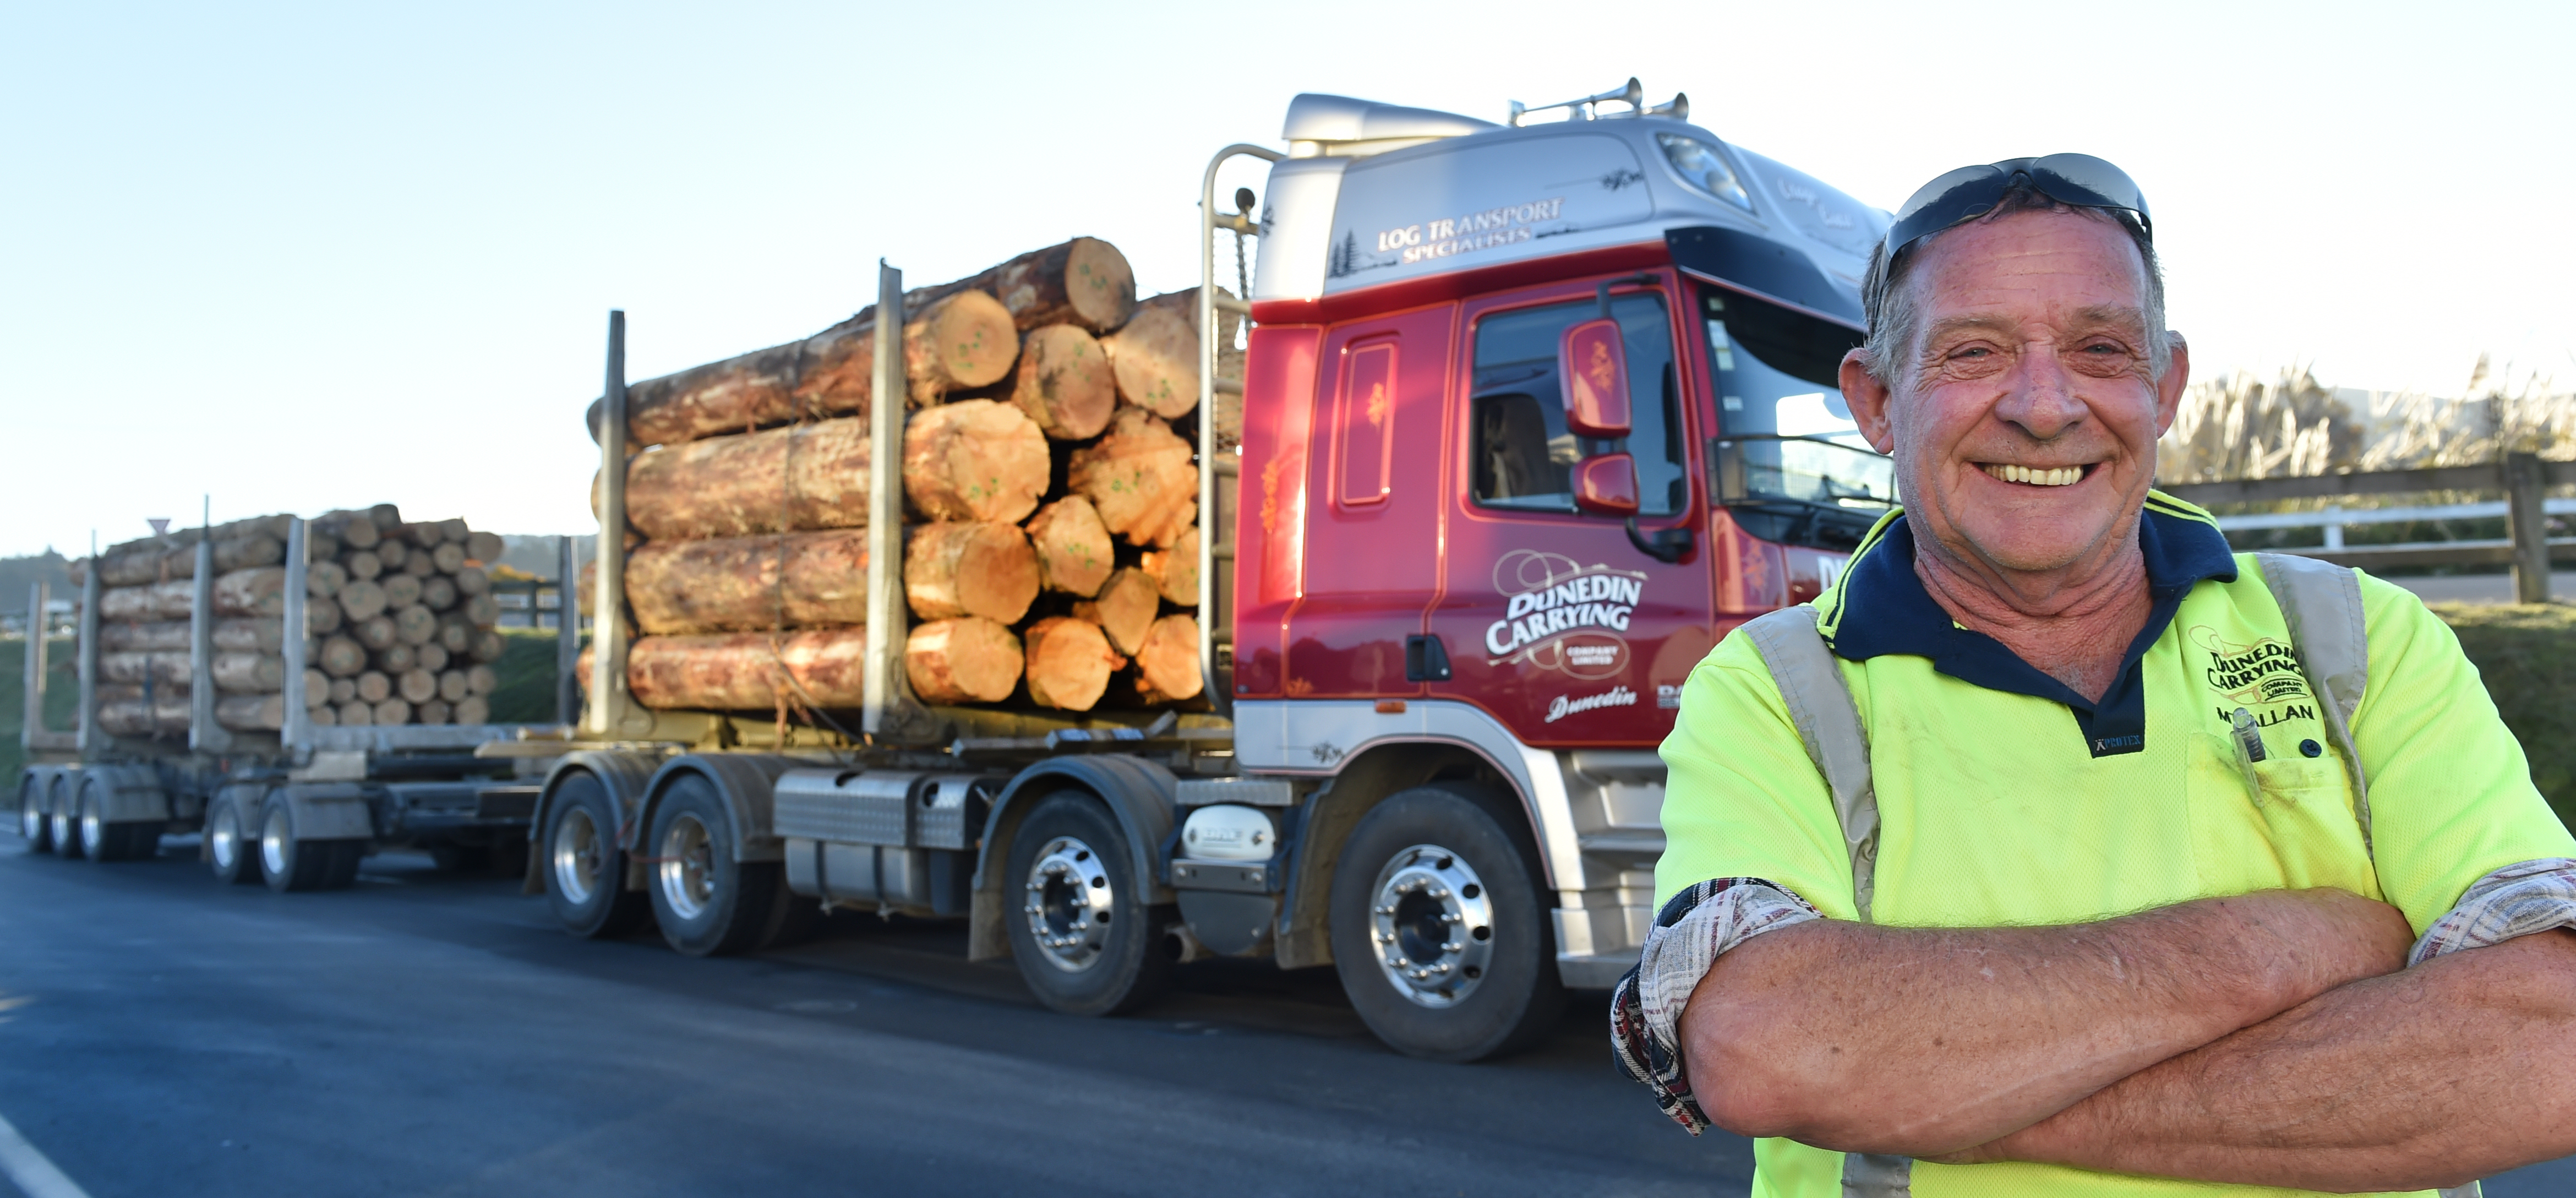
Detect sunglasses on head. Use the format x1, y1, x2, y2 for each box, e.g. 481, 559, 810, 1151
1883, 154, 2151, 262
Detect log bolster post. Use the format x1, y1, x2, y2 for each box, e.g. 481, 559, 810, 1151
78, 538, 100, 753
588, 309, 640, 738
281, 518, 312, 753
864, 262, 940, 744
189, 525, 234, 754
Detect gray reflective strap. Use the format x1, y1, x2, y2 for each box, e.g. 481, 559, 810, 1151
2255, 553, 2373, 852
1840, 1151, 1913, 1197
1742, 606, 1882, 923
1742, 607, 1914, 1197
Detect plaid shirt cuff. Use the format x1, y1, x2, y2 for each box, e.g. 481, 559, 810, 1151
2409, 857, 2576, 966
1609, 878, 1820, 1135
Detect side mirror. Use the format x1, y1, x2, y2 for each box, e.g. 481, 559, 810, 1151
1558, 317, 1631, 438
1573, 453, 1641, 517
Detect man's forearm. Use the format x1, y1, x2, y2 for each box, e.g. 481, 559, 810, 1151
1682, 889, 2412, 1156
1985, 930, 2576, 1191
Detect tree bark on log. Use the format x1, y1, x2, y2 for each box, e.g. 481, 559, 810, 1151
904, 522, 1038, 624
216, 693, 286, 732
212, 535, 285, 573
915, 237, 1137, 333
1068, 409, 1198, 548
101, 697, 191, 737
102, 581, 193, 621
101, 620, 190, 652
1023, 497, 1114, 597
1071, 568, 1159, 656
625, 628, 870, 710
212, 652, 285, 694
901, 290, 1019, 405
317, 511, 381, 550
902, 400, 1050, 525
904, 617, 1023, 704
1101, 301, 1198, 419
1133, 614, 1204, 703
1023, 616, 1124, 712
1139, 525, 1201, 606
102, 652, 189, 687
212, 618, 288, 655
1008, 325, 1117, 440
626, 529, 870, 634
214, 568, 287, 618
624, 417, 872, 542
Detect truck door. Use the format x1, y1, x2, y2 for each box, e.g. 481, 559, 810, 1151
1279, 304, 1455, 698
1425, 275, 1713, 745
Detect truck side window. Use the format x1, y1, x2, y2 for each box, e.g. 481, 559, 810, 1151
1470, 293, 1684, 515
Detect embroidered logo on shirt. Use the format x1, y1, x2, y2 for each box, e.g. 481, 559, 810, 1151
2188, 625, 2312, 706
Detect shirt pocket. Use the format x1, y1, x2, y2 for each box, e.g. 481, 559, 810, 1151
2187, 729, 2381, 900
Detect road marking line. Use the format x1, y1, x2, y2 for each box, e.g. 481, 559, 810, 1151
0, 1111, 90, 1198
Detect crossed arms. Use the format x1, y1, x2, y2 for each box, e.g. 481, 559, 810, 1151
1681, 889, 2576, 1191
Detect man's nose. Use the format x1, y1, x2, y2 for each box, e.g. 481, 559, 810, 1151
1993, 345, 2087, 440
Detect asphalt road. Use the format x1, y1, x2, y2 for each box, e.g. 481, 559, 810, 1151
1, 839, 2569, 1198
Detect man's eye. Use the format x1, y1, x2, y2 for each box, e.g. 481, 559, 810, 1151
1952, 346, 1991, 359
2084, 342, 2125, 354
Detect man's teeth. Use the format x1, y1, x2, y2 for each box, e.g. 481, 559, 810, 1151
1984, 464, 2086, 487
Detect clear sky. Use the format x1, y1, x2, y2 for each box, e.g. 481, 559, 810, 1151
3, 1, 2568, 557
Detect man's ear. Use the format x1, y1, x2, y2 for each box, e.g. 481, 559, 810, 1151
1840, 349, 1896, 455
2153, 331, 2191, 438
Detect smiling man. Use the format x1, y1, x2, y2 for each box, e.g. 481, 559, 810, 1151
1612, 156, 2576, 1197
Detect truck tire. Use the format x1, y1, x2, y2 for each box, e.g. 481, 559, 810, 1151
544, 773, 648, 939
19, 770, 54, 853
643, 775, 780, 956
1328, 785, 1566, 1062
206, 797, 264, 885
259, 797, 363, 892
51, 792, 84, 859
76, 788, 159, 862
1003, 791, 1173, 1017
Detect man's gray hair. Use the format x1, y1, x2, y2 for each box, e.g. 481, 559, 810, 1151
1858, 183, 2170, 385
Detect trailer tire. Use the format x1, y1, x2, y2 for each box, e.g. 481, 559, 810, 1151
206, 797, 264, 886
76, 789, 159, 863
50, 797, 83, 859
545, 772, 650, 938
1328, 785, 1566, 1062
19, 771, 54, 853
1003, 791, 1173, 1017
259, 797, 363, 892
643, 776, 778, 957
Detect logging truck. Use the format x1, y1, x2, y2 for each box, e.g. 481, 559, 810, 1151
532, 81, 1896, 1060
14, 518, 577, 891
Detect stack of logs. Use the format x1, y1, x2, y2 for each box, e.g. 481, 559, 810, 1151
75, 505, 511, 737
592, 235, 1237, 718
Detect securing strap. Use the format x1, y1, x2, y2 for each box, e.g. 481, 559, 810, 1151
1742, 605, 1882, 924
2254, 552, 2373, 853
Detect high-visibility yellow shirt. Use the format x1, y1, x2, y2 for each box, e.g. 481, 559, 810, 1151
1657, 493, 2575, 1198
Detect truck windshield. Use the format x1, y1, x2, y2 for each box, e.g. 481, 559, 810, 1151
1700, 285, 1895, 547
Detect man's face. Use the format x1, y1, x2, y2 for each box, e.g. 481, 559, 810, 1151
1840, 209, 2189, 579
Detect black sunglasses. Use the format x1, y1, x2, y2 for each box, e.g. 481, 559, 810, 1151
1883, 154, 2151, 261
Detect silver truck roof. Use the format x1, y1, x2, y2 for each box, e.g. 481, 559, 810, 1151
1253, 92, 1887, 322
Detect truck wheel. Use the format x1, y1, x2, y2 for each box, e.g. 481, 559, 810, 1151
19, 771, 54, 853
1329, 785, 1566, 1062
51, 798, 82, 859
1005, 792, 1172, 1017
207, 798, 264, 885
644, 776, 779, 957
259, 797, 362, 892
544, 773, 648, 939
77, 787, 159, 862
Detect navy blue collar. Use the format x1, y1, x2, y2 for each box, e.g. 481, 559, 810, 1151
1824, 504, 2239, 757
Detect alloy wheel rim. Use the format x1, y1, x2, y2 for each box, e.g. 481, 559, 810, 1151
210, 808, 241, 870
1022, 835, 1115, 973
1367, 842, 1497, 1009
80, 798, 102, 854
657, 814, 713, 921
51, 809, 74, 852
20, 793, 40, 841
553, 808, 600, 906
261, 807, 291, 876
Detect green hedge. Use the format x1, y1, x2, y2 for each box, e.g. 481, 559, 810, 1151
0, 639, 80, 784
2432, 603, 2576, 831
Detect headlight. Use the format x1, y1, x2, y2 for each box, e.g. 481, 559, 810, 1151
1657, 134, 1752, 211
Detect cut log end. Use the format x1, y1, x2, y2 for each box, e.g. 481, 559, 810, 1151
904, 617, 1023, 704
1139, 525, 1202, 606
902, 290, 1019, 405
1023, 616, 1125, 712
1071, 568, 1159, 657
1134, 614, 1204, 703
1024, 496, 1114, 598
1068, 408, 1199, 549
904, 522, 1038, 625
902, 399, 1051, 525
1010, 325, 1117, 440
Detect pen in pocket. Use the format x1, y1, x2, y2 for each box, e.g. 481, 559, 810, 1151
2231, 706, 2268, 807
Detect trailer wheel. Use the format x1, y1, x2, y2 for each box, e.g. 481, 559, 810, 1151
50, 794, 84, 860
259, 798, 363, 892
644, 775, 779, 956
18, 771, 54, 853
206, 797, 264, 885
1004, 792, 1173, 1017
544, 773, 648, 939
75, 780, 161, 862
1328, 785, 1565, 1062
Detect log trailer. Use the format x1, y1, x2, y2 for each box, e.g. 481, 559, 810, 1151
528, 80, 1897, 1060
13, 535, 581, 891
